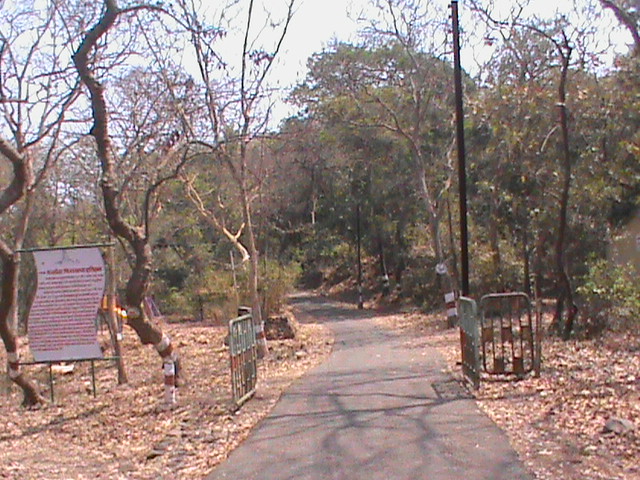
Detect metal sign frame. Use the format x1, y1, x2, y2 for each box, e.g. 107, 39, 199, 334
228, 313, 258, 408
16, 243, 122, 402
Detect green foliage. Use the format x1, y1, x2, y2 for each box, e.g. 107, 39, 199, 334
163, 287, 192, 316
259, 259, 301, 318
296, 229, 354, 288
576, 258, 640, 334
470, 240, 526, 295
400, 263, 439, 308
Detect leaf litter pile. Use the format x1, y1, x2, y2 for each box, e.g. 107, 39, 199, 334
0, 312, 333, 480
375, 309, 640, 480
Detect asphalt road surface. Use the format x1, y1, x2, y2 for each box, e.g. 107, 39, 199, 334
206, 293, 533, 480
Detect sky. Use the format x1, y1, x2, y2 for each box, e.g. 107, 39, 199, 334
0, 0, 633, 128
276, 0, 363, 83
204, 0, 633, 124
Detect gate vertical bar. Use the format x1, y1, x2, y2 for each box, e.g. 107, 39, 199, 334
459, 296, 480, 389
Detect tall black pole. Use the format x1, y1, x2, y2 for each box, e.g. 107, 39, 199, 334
451, 0, 470, 296
357, 203, 363, 309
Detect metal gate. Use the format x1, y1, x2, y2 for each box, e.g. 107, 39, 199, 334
479, 293, 539, 376
459, 296, 480, 389
229, 313, 257, 408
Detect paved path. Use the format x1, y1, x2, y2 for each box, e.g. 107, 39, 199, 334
206, 294, 532, 480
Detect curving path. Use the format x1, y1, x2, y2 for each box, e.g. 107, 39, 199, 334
206, 293, 532, 480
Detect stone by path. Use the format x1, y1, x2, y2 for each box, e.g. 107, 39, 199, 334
206, 294, 533, 480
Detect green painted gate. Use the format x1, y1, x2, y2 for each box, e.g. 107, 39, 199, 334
229, 312, 257, 408
459, 296, 481, 389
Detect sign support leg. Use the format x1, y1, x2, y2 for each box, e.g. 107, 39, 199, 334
49, 364, 54, 402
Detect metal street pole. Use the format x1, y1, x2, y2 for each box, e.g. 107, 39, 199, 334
451, 0, 470, 296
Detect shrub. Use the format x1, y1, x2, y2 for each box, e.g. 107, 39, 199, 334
576, 258, 640, 334
260, 260, 301, 318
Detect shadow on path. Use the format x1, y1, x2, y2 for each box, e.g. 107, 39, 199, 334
207, 292, 532, 480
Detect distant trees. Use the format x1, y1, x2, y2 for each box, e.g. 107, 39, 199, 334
290, 0, 460, 304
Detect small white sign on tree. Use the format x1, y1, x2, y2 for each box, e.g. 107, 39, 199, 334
28, 247, 105, 362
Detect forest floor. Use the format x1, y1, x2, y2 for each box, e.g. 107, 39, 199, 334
0, 296, 638, 480
0, 313, 333, 480
373, 305, 640, 480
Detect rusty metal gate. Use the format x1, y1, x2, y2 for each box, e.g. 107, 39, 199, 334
229, 313, 257, 408
479, 293, 540, 376
459, 296, 481, 389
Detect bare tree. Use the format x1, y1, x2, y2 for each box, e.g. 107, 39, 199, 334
599, 0, 640, 54
72, 0, 191, 393
0, 1, 81, 405
148, 0, 297, 356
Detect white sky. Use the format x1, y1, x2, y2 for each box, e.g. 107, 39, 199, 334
209, 0, 634, 124
0, 0, 633, 128
277, 0, 363, 83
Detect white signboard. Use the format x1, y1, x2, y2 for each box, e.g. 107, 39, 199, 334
28, 247, 105, 362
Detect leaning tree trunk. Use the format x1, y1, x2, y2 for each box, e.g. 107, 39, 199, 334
121, 239, 178, 375
73, 0, 179, 397
0, 244, 43, 406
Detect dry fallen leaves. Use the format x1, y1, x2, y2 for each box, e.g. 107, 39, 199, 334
374, 308, 640, 480
2, 302, 638, 480
0, 316, 333, 480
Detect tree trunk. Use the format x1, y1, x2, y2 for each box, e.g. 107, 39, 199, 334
488, 199, 502, 286
0, 133, 41, 406
73, 0, 179, 394
377, 235, 390, 296
106, 246, 127, 384
394, 221, 406, 294
0, 244, 43, 406
241, 185, 268, 357
554, 38, 577, 340
418, 163, 458, 325
522, 225, 531, 296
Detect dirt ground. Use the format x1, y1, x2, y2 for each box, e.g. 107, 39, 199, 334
1, 299, 638, 480
374, 307, 640, 480
0, 313, 333, 480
